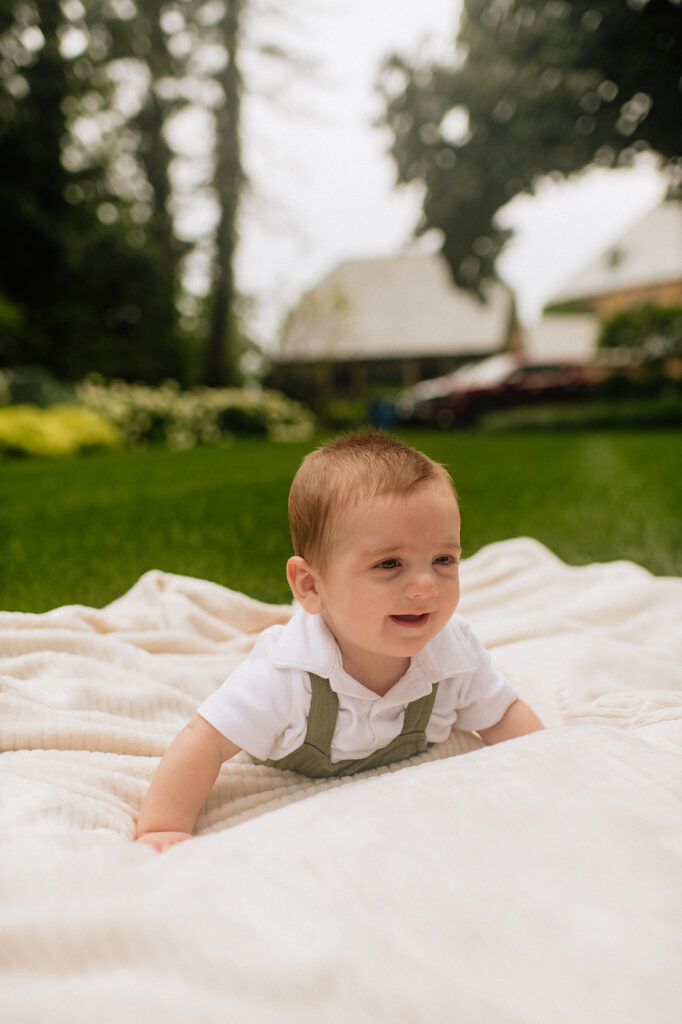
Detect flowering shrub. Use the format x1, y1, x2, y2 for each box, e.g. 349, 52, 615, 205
0, 405, 123, 457
74, 376, 315, 447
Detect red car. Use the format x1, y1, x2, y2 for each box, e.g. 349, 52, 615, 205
397, 354, 587, 427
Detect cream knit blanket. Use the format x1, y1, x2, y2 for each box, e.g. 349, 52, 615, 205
1, 537, 680, 1023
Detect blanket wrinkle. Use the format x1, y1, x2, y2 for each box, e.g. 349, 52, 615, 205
103, 568, 295, 635
0, 537, 680, 1024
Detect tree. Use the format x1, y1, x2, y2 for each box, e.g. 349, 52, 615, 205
1, 0, 320, 386
377, 0, 682, 295
180, 0, 318, 386
0, 0, 81, 369
0, 0, 191, 382
204, 0, 245, 387
1, 0, 312, 387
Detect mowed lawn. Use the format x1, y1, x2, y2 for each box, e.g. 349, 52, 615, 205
1, 430, 680, 612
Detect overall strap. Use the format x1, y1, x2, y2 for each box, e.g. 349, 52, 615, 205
401, 685, 439, 734
305, 672, 438, 753
302, 673, 339, 753
330, 680, 440, 776
255, 673, 439, 778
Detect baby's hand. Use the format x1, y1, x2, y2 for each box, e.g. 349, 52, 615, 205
135, 830, 193, 852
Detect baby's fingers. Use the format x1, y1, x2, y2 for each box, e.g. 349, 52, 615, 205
135, 831, 193, 852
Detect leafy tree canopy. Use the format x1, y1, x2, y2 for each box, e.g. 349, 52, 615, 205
377, 0, 682, 294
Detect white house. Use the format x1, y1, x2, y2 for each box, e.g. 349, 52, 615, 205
521, 314, 600, 365
276, 252, 515, 393
547, 198, 682, 318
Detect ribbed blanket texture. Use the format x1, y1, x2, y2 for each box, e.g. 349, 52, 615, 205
1, 537, 680, 1023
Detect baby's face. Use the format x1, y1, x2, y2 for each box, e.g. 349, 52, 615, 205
316, 480, 462, 688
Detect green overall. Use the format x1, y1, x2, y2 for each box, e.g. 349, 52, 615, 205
257, 673, 440, 779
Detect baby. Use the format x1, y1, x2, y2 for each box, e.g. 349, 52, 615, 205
136, 432, 543, 851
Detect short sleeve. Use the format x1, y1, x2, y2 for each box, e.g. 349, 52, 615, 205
197, 626, 305, 760
451, 620, 518, 732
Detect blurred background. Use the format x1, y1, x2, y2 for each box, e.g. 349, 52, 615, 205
1, 0, 680, 608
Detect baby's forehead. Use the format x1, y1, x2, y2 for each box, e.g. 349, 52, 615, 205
344, 478, 457, 511
327, 480, 459, 540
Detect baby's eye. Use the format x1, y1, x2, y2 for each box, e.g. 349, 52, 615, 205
433, 554, 459, 567
375, 558, 400, 570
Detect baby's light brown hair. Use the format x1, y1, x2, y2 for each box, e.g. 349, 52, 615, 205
288, 431, 457, 571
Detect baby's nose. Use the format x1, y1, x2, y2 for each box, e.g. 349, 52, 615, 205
405, 570, 437, 599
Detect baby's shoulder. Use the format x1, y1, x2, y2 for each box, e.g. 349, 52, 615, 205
227, 618, 308, 695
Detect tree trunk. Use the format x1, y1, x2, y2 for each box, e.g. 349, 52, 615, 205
205, 0, 245, 387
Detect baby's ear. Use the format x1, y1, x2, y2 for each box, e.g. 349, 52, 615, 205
286, 556, 323, 613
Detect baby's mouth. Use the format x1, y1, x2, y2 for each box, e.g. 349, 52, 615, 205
390, 613, 430, 628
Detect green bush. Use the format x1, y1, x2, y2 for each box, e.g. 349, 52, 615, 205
598, 302, 682, 358
216, 404, 268, 436
0, 405, 123, 457
74, 376, 316, 447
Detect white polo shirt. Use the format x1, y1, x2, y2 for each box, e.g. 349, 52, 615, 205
198, 608, 517, 764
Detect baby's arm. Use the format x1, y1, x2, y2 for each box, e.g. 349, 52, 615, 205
478, 699, 544, 745
135, 714, 241, 852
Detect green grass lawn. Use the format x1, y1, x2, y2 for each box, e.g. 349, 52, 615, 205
1, 430, 680, 612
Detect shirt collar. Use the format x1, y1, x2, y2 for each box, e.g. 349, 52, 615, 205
273, 606, 339, 677
273, 607, 480, 701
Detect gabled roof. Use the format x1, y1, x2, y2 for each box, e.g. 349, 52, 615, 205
278, 253, 512, 363
551, 199, 682, 305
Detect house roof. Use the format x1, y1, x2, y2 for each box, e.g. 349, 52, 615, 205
550, 199, 682, 305
278, 253, 512, 363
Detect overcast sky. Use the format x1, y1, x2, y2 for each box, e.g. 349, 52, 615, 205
184, 0, 667, 348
